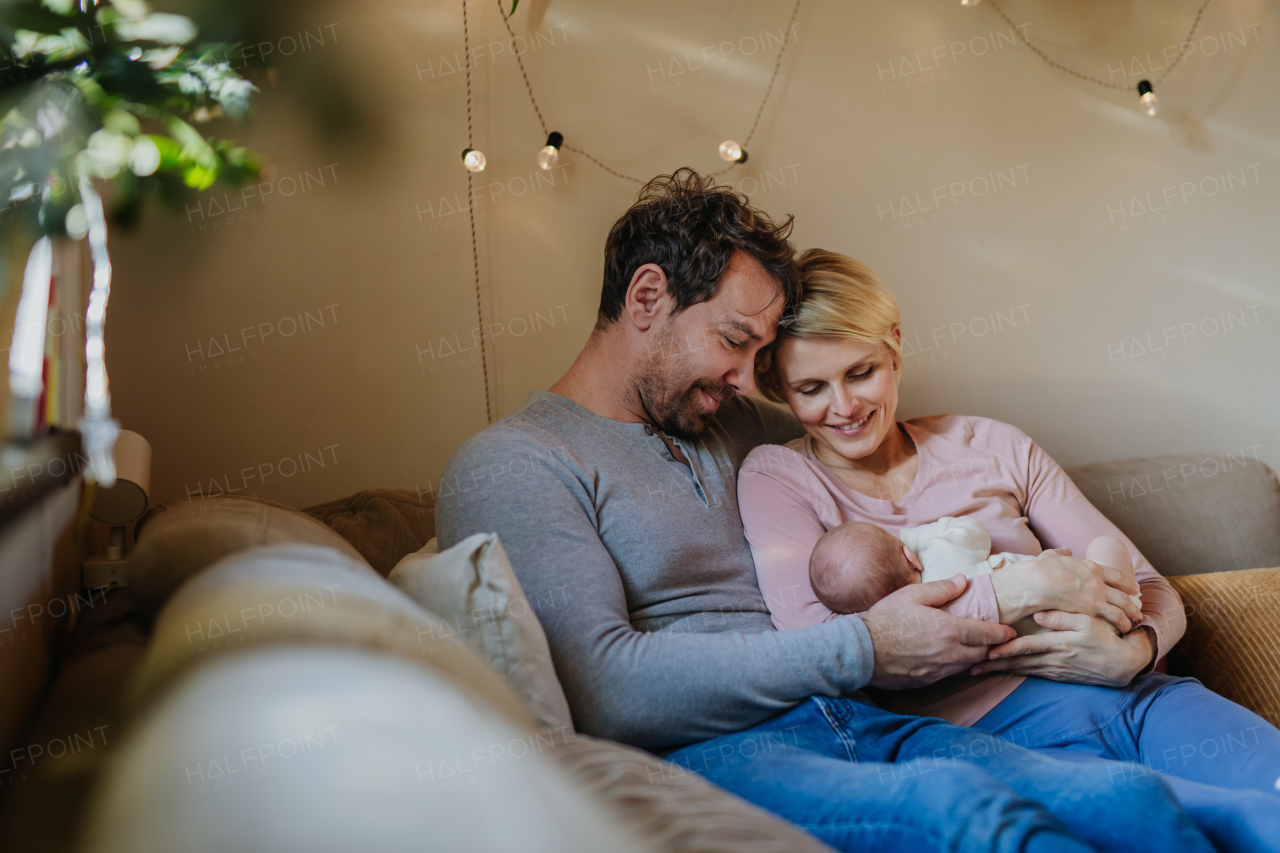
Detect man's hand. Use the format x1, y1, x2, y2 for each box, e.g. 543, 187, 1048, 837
968, 611, 1155, 686
864, 575, 1016, 689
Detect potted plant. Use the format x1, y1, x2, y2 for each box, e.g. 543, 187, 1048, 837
0, 0, 262, 486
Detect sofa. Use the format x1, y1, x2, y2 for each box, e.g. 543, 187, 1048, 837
0, 451, 1277, 852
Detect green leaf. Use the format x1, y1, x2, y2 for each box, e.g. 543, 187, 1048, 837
167, 115, 216, 170
180, 161, 216, 189
147, 134, 183, 170
510, 0, 519, 14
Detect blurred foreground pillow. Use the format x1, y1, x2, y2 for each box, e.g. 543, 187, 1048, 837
129, 542, 530, 729
129, 495, 371, 616
81, 647, 655, 853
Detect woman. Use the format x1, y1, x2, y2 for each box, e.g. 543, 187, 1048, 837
738, 248, 1280, 851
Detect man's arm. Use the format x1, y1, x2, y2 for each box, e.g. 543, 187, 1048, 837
436, 428, 874, 750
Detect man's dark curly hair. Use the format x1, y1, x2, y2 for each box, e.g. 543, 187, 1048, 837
597, 168, 800, 327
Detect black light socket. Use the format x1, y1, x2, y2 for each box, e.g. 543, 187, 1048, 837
736, 149, 749, 164
545, 131, 564, 149
1137, 80, 1153, 96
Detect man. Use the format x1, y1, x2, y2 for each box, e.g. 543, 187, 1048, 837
437, 170, 1211, 852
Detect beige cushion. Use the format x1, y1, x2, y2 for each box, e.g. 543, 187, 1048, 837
1167, 566, 1280, 727
302, 489, 436, 576
128, 543, 532, 730
1066, 453, 1280, 576
83, 647, 656, 853
389, 533, 573, 732
128, 495, 371, 616
549, 734, 835, 853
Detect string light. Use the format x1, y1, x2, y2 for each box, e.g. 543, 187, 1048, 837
718, 140, 748, 164
987, 0, 1211, 118
462, 147, 486, 172
961, 0, 981, 6
491, 0, 800, 184
1137, 80, 1159, 116
537, 132, 563, 170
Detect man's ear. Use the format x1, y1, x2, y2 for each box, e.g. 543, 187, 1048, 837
624, 263, 670, 332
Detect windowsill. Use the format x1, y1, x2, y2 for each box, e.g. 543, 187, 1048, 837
0, 430, 83, 530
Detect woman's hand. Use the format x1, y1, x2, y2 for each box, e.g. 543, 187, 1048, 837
968, 611, 1156, 687
989, 550, 1142, 633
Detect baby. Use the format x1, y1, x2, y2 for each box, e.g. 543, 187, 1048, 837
809, 516, 1141, 636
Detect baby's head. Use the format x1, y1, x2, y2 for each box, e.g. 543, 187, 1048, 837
810, 522, 922, 614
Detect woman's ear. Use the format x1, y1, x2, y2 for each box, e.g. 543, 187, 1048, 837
890, 323, 903, 372
624, 264, 670, 332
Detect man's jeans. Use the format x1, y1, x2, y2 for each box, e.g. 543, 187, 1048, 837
665, 692, 1213, 853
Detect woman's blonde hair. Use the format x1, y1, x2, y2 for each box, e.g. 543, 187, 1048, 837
755, 248, 902, 403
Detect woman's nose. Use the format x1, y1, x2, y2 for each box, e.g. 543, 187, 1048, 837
829, 386, 856, 417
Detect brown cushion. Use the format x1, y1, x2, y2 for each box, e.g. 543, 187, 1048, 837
1065, 453, 1280, 575
1167, 566, 1280, 727
302, 489, 435, 576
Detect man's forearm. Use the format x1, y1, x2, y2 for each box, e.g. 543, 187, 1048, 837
561, 616, 876, 748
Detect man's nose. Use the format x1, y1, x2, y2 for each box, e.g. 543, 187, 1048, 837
727, 356, 756, 396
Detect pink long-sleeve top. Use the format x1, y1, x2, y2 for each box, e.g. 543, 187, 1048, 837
738, 414, 1185, 726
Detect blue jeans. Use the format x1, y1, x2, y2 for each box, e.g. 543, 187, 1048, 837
665, 692, 1213, 853
973, 673, 1280, 853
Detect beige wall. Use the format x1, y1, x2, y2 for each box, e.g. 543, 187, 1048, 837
107, 0, 1280, 509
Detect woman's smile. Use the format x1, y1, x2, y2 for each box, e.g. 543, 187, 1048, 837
827, 410, 874, 436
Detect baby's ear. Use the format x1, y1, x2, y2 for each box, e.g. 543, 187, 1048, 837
903, 545, 923, 572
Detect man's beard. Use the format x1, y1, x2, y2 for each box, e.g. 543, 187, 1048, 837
633, 330, 736, 440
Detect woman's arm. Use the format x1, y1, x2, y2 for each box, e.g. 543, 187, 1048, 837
971, 431, 1183, 684
988, 550, 1144, 632
737, 448, 843, 630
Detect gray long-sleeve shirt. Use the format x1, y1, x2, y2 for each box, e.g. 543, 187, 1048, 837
436, 390, 875, 751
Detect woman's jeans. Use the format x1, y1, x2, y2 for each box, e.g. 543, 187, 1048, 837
665, 691, 1214, 853
973, 673, 1280, 853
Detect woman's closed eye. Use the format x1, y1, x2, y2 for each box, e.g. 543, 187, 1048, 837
796, 367, 874, 396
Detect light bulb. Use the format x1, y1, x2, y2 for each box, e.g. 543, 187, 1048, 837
961, 0, 981, 5
462, 148, 486, 172
538, 131, 564, 170
1137, 80, 1159, 117
718, 140, 747, 163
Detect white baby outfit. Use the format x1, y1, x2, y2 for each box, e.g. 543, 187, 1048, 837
898, 516, 1035, 584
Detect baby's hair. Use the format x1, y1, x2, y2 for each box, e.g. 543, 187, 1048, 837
810, 522, 906, 614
